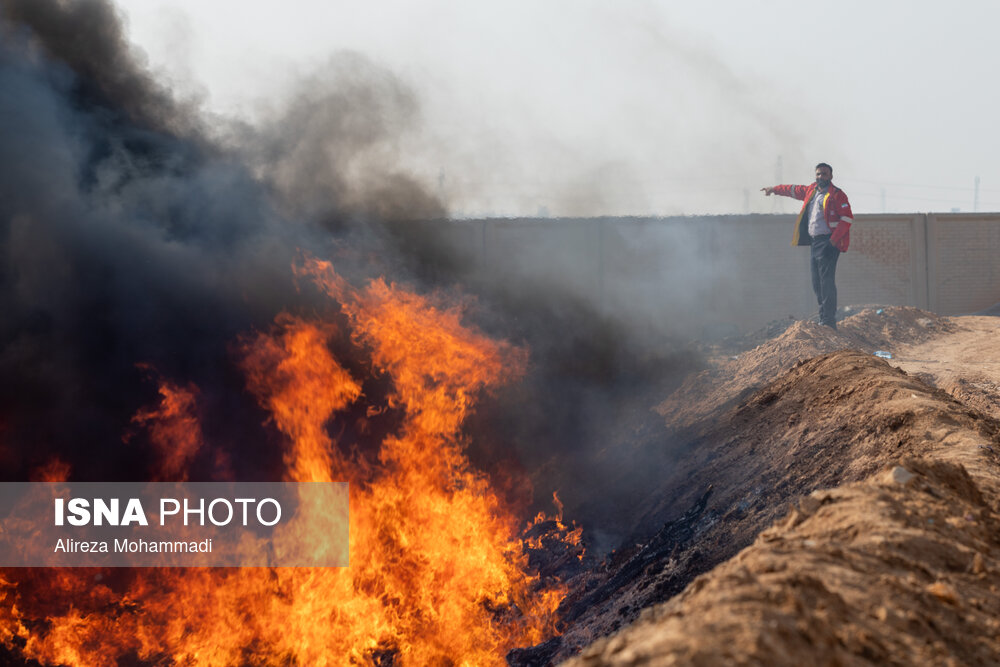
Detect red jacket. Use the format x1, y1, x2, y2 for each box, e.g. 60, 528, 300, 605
772, 183, 854, 251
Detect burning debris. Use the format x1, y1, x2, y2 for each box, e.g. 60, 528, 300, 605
0, 1, 589, 664
1, 258, 576, 664
15, 2, 995, 666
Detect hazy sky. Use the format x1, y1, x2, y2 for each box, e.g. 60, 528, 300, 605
115, 0, 999, 217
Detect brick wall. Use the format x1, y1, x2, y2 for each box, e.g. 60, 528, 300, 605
928, 214, 1000, 314
840, 214, 927, 311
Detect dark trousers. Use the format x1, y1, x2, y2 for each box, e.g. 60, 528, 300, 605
810, 234, 841, 328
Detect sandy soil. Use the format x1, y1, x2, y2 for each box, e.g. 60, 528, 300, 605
893, 316, 1000, 422
553, 308, 1000, 666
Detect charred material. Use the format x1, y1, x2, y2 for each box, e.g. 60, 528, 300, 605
523, 518, 587, 581
506, 636, 563, 667
561, 485, 713, 624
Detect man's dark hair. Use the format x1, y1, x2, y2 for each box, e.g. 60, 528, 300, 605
815, 162, 833, 173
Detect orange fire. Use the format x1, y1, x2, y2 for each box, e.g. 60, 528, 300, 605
29, 458, 71, 483
0, 259, 570, 665
526, 493, 584, 555
127, 367, 204, 481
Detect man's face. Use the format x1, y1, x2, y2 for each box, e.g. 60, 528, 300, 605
815, 166, 832, 188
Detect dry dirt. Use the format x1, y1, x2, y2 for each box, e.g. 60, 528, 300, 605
544, 308, 1000, 666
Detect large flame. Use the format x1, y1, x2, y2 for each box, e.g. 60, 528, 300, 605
126, 367, 204, 482
0, 260, 568, 665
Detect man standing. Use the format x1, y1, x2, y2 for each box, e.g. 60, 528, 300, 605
761, 163, 854, 329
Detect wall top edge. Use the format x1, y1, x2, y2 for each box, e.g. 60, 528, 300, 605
432, 213, 947, 225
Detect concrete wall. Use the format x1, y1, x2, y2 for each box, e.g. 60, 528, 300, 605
434, 213, 1000, 337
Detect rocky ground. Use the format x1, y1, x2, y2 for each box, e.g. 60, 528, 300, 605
521, 307, 1000, 666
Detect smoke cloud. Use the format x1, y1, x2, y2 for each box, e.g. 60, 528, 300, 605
0, 0, 697, 551
0, 0, 429, 479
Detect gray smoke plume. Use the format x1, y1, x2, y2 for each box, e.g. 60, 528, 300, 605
0, 0, 695, 553
0, 0, 441, 481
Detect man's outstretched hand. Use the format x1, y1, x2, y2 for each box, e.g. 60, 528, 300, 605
760, 187, 775, 196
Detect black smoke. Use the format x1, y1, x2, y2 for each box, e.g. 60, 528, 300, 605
0, 0, 696, 550
0, 0, 437, 482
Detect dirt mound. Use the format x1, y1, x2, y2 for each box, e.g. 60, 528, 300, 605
941, 377, 1000, 421
841, 304, 960, 348
566, 455, 1000, 666
713, 305, 958, 355
540, 338, 1000, 665
655, 307, 960, 434
888, 315, 1000, 424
